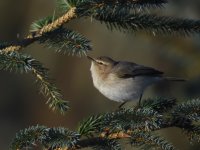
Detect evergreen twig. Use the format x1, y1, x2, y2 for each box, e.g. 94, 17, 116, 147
1, 7, 77, 53
0, 51, 69, 113
0, 0, 199, 53
11, 98, 200, 150
95, 12, 200, 35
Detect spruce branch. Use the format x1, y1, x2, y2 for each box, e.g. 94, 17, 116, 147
103, 107, 162, 132
1, 0, 200, 53
30, 15, 56, 32
172, 99, 200, 122
57, 0, 86, 13
30, 60, 69, 114
173, 99, 200, 115
131, 132, 175, 150
39, 28, 91, 56
92, 138, 121, 150
78, 115, 104, 136
43, 127, 80, 149
10, 98, 200, 150
10, 125, 80, 150
76, 0, 168, 14
11, 98, 200, 150
78, 107, 166, 138
141, 97, 176, 113
105, 0, 168, 7
0, 51, 69, 114
1, 7, 77, 53
183, 125, 200, 143
10, 125, 47, 150
0, 51, 31, 73
95, 12, 200, 36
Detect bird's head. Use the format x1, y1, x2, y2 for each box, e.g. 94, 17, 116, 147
87, 56, 117, 78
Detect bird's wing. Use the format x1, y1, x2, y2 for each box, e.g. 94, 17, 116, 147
114, 62, 164, 78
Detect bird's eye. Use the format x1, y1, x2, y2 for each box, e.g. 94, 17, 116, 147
98, 62, 104, 65
96, 60, 105, 65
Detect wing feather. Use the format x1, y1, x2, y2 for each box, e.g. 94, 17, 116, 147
114, 62, 163, 78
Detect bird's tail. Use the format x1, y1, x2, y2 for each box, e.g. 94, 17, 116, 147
165, 77, 186, 82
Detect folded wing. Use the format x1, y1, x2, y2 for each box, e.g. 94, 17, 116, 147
114, 62, 163, 78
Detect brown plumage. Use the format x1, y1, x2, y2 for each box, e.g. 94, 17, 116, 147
88, 56, 185, 105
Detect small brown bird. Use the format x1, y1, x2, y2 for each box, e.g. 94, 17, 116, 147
87, 56, 185, 106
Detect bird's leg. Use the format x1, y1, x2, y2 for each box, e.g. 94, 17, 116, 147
118, 101, 127, 109
138, 94, 143, 106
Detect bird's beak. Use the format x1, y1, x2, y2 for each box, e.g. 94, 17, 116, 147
87, 55, 96, 62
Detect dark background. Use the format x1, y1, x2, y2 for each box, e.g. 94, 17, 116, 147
0, 0, 200, 149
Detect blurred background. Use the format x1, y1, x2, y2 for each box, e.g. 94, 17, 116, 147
0, 0, 200, 149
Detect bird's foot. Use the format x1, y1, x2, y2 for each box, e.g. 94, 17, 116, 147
118, 102, 127, 109
114, 102, 127, 112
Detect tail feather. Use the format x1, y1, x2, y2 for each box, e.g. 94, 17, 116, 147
165, 77, 186, 82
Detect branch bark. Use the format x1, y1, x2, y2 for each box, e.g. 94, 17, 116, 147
2, 7, 77, 53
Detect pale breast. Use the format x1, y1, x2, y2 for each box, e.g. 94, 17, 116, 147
98, 76, 142, 102
91, 70, 143, 102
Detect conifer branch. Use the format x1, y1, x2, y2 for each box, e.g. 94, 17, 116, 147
141, 97, 176, 113
11, 98, 200, 150
84, 0, 168, 13
95, 12, 200, 36
30, 60, 69, 114
0, 0, 199, 53
0, 51, 69, 114
39, 28, 91, 56
10, 125, 80, 150
183, 125, 200, 142
1, 7, 77, 53
131, 132, 175, 150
